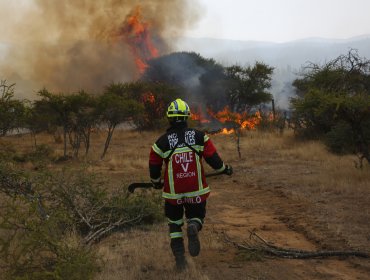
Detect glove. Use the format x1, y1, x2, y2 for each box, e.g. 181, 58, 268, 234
224, 164, 233, 176
151, 179, 163, 189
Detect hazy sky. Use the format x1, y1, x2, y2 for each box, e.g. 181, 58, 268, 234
187, 0, 370, 42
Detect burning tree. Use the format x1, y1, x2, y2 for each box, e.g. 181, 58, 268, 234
104, 81, 176, 130
208, 107, 262, 158
142, 51, 228, 111
142, 52, 274, 133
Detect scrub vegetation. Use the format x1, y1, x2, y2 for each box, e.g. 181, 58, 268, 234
1, 50, 369, 279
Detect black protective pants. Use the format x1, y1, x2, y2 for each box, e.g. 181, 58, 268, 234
165, 200, 206, 239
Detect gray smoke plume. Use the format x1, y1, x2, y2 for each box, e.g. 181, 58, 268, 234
0, 0, 202, 98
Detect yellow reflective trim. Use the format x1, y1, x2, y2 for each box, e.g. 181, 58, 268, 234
168, 218, 184, 225
163, 150, 172, 158
168, 159, 175, 194
151, 177, 161, 183
195, 154, 203, 190
170, 232, 183, 239
188, 218, 203, 225
162, 187, 210, 199
215, 163, 226, 173
152, 144, 164, 158
162, 145, 204, 158
191, 145, 204, 152
171, 146, 203, 154
172, 147, 192, 154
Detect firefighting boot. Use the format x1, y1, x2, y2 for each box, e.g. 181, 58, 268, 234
187, 222, 201, 257
170, 238, 187, 271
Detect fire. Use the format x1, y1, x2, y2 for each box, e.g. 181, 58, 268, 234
191, 105, 262, 135
118, 6, 159, 74
142, 92, 155, 104
219, 128, 235, 135
209, 106, 262, 132
191, 106, 211, 123
240, 111, 262, 130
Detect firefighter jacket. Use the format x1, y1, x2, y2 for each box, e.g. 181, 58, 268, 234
149, 123, 225, 205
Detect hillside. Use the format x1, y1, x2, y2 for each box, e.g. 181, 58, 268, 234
175, 35, 370, 109
175, 35, 370, 68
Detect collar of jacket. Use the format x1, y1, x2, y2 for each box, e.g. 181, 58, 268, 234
167, 122, 188, 132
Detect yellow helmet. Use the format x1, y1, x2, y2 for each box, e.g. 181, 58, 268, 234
166, 98, 191, 119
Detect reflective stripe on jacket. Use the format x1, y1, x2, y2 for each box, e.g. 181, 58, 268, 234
149, 124, 224, 205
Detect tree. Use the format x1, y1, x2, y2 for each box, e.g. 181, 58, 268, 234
134, 82, 176, 130
291, 50, 370, 165
142, 52, 228, 111
104, 81, 175, 130
142, 52, 276, 116
36, 89, 71, 157
63, 91, 98, 157
97, 93, 143, 159
0, 81, 26, 136
225, 62, 274, 112
35, 90, 99, 158
23, 101, 51, 148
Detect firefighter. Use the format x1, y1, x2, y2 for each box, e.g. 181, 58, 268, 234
149, 98, 233, 270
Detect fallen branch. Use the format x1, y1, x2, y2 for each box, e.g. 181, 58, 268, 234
223, 230, 369, 259
83, 214, 144, 244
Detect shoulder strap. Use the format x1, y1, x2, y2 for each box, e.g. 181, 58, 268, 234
183, 142, 201, 157
165, 141, 179, 160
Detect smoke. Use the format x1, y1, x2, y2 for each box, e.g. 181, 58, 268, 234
0, 0, 202, 98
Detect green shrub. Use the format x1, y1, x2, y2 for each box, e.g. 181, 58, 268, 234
15, 144, 54, 167
47, 169, 163, 243
0, 166, 162, 279
325, 121, 354, 154
28, 144, 53, 161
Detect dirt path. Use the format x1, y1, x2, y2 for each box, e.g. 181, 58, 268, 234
194, 164, 370, 280
88, 131, 369, 279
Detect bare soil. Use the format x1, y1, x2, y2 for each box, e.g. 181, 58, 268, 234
195, 133, 370, 280
3, 130, 370, 279
94, 130, 370, 280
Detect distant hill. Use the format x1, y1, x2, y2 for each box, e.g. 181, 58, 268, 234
2, 36, 370, 109
174, 36, 370, 109
175, 35, 370, 68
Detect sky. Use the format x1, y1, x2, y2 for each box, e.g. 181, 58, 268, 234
186, 0, 370, 43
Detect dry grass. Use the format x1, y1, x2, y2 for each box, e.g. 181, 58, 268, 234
2, 128, 370, 279
95, 224, 222, 280
234, 130, 370, 192
4, 127, 370, 214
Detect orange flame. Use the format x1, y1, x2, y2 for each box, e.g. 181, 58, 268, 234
219, 128, 235, 135
191, 106, 211, 123
142, 92, 156, 104
191, 105, 262, 135
119, 6, 159, 74
210, 106, 262, 132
